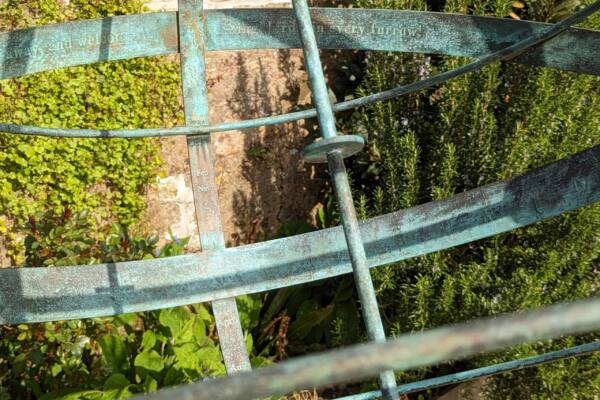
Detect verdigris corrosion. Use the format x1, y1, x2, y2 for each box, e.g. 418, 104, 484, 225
1, 2, 600, 399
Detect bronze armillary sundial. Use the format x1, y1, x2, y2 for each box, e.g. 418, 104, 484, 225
1, 1, 600, 399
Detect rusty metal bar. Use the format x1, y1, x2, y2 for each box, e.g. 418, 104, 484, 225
178, 0, 251, 374
291, 0, 398, 398
138, 298, 600, 400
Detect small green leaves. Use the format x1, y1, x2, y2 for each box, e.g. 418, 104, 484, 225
0, 1, 231, 399
0, 0, 183, 266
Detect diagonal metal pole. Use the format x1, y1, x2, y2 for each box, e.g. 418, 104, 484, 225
291, 1, 399, 398
178, 0, 251, 374
138, 298, 600, 400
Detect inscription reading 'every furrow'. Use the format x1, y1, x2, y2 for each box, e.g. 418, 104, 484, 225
221, 18, 424, 39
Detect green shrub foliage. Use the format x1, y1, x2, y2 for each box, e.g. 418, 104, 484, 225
0, 2, 268, 398
0, 209, 268, 399
2, 0, 600, 398
0, 0, 184, 264
0, 1, 258, 398
254, 200, 362, 361
347, 0, 600, 398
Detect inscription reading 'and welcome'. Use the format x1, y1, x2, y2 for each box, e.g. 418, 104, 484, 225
221, 17, 424, 40
1, 28, 159, 63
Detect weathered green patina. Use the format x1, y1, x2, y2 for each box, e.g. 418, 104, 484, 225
292, 0, 397, 396
2, 9, 600, 138
1, 2, 600, 399
140, 298, 600, 400
178, 0, 251, 375
0, 142, 598, 325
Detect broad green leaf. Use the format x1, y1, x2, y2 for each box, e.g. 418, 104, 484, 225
99, 389, 122, 400
98, 335, 130, 374
177, 319, 194, 343
245, 332, 253, 354
143, 376, 158, 393
333, 279, 355, 304
192, 316, 206, 342
250, 356, 270, 368
236, 295, 262, 331
141, 331, 156, 352
114, 313, 139, 328
296, 299, 319, 319
196, 345, 224, 374
159, 307, 190, 338
288, 304, 334, 340
103, 374, 130, 391
134, 350, 164, 378
193, 304, 213, 324
40, 389, 104, 400
173, 343, 199, 370
163, 367, 185, 386
51, 364, 62, 377
261, 287, 296, 328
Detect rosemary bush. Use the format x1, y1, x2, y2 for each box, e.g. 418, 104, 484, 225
345, 0, 600, 397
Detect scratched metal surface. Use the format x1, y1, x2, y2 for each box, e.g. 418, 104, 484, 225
1, 9, 600, 80
0, 12, 177, 80
1, 144, 598, 324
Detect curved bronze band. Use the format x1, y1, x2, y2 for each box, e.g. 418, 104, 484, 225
1, 9, 599, 80
1, 144, 598, 324
1, 9, 599, 138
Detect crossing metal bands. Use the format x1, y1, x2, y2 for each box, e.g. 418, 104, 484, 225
1, 1, 600, 399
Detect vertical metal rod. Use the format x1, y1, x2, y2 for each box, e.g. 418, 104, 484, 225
178, 0, 251, 374
327, 151, 399, 400
291, 3, 336, 140
291, 0, 398, 398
